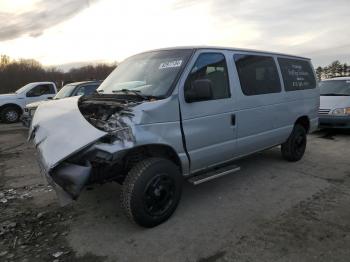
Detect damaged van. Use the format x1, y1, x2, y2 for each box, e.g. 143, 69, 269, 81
29, 47, 319, 227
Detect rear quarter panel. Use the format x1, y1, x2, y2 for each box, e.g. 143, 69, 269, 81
230, 51, 319, 157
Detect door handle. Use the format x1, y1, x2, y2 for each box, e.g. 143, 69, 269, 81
231, 114, 236, 126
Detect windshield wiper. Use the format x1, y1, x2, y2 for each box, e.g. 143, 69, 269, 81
112, 89, 149, 100
321, 93, 350, 96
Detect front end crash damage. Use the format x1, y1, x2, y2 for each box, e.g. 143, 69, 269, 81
29, 95, 142, 205
47, 162, 92, 206
78, 94, 138, 143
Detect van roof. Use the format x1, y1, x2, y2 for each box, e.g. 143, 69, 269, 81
148, 46, 310, 60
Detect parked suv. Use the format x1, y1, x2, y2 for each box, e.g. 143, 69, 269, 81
29, 47, 319, 227
319, 77, 350, 129
21, 81, 102, 127
0, 82, 57, 123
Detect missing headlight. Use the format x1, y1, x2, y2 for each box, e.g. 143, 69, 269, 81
78, 95, 138, 142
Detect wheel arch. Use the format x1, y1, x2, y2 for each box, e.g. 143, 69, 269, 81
295, 115, 310, 133
123, 143, 183, 173
0, 103, 23, 114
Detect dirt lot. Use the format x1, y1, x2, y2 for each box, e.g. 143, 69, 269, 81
0, 123, 350, 262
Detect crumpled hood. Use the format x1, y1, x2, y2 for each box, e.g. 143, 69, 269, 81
29, 96, 107, 171
320, 95, 350, 109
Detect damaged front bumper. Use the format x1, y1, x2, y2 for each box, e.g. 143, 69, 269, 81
52, 163, 92, 205
36, 140, 94, 206
29, 96, 108, 205
30, 95, 139, 205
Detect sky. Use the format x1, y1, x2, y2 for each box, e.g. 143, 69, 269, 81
0, 0, 349, 69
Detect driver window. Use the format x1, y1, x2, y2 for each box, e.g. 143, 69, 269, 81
185, 53, 230, 101
27, 84, 54, 97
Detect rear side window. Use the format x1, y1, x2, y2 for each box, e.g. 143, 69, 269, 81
278, 58, 316, 91
234, 55, 281, 96
185, 53, 230, 101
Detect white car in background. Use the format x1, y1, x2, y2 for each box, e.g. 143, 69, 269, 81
21, 81, 102, 127
0, 82, 57, 123
319, 77, 350, 129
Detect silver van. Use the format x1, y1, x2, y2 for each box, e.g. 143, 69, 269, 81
29, 47, 319, 227
319, 77, 350, 128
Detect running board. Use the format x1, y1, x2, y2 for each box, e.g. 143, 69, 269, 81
188, 165, 241, 185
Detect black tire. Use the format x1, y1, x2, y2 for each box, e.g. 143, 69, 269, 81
281, 124, 307, 162
1, 106, 21, 123
121, 158, 182, 228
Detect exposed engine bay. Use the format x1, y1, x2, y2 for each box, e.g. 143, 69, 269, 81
78, 94, 141, 142
29, 93, 169, 205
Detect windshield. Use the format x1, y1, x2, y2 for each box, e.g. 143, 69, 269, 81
15, 83, 35, 94
320, 80, 350, 96
54, 84, 77, 99
98, 49, 192, 97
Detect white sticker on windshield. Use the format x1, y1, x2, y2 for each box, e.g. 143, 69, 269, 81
159, 60, 182, 69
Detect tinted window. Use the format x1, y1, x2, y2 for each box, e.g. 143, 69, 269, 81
75, 84, 99, 96
234, 55, 281, 96
28, 84, 55, 96
185, 53, 230, 101
278, 58, 316, 91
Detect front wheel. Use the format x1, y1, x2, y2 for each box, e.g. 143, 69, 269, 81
1, 106, 21, 123
281, 124, 307, 162
121, 158, 182, 227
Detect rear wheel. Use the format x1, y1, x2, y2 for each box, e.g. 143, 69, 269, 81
281, 124, 307, 162
121, 158, 182, 227
1, 106, 21, 123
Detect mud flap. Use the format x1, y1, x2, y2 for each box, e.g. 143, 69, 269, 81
51, 162, 92, 205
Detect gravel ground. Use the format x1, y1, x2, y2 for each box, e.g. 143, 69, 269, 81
0, 123, 349, 262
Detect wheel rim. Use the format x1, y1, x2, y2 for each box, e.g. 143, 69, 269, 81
143, 174, 175, 216
295, 132, 306, 154
5, 110, 18, 122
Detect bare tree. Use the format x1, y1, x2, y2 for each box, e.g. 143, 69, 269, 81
0, 55, 117, 94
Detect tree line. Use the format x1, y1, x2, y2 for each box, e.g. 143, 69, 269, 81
0, 55, 117, 94
315, 60, 350, 80
1, 54, 349, 94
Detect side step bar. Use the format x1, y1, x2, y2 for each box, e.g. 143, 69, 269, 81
188, 164, 241, 185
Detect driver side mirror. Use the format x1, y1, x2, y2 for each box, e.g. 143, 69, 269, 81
185, 79, 213, 103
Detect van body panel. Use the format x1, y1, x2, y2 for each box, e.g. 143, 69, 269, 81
29, 46, 319, 204
229, 52, 318, 157
177, 49, 238, 172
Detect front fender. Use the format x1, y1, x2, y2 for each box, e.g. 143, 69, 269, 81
0, 100, 24, 110
91, 121, 189, 174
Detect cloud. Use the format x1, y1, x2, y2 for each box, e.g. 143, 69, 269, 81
0, 0, 348, 66
173, 0, 350, 65
0, 0, 99, 41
